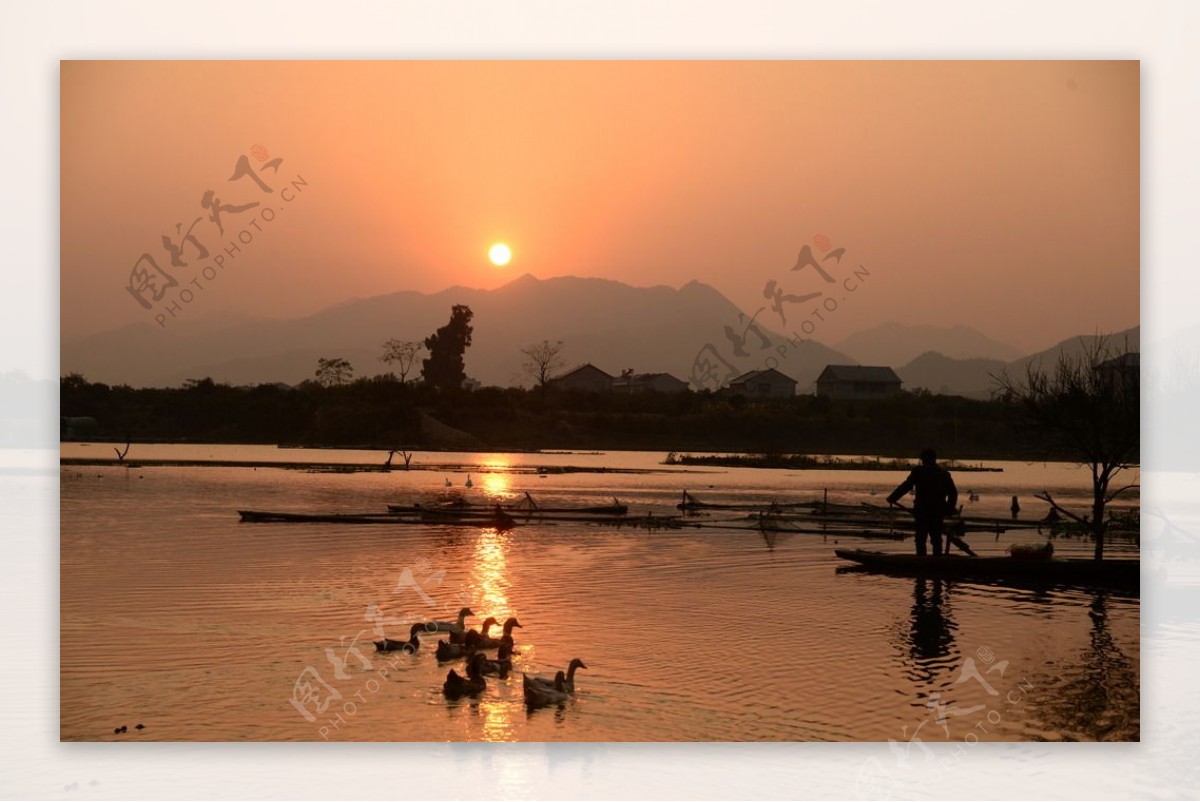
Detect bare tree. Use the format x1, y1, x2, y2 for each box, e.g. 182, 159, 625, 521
520, 339, 566, 388
380, 339, 424, 384
385, 449, 414, 471
315, 357, 354, 387
993, 336, 1139, 560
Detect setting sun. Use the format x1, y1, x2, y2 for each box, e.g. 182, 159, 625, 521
488, 243, 512, 267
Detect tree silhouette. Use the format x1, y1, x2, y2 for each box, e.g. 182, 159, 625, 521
421, 305, 474, 390
315, 357, 354, 387
994, 336, 1139, 560
380, 339, 424, 384
520, 339, 566, 388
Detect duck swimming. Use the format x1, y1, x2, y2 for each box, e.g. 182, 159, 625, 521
436, 629, 482, 661
479, 641, 514, 679
450, 616, 498, 645
425, 607, 473, 634
374, 623, 423, 653
529, 658, 587, 693
477, 617, 522, 649
523, 671, 569, 707
443, 653, 487, 699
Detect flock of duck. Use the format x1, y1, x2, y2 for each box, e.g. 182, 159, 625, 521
374, 606, 587, 709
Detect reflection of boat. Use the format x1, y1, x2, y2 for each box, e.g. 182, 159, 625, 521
834, 549, 1139, 591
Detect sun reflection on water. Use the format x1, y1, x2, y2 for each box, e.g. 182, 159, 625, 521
472, 525, 518, 741
477, 455, 517, 503
471, 527, 512, 621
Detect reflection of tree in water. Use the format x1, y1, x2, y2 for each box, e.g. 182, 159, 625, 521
896, 578, 960, 685
1034, 592, 1139, 741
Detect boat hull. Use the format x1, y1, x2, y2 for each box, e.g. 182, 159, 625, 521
834, 548, 1139, 591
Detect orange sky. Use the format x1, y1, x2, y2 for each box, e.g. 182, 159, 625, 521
61, 61, 1138, 351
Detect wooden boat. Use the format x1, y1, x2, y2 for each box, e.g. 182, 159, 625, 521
239, 510, 404, 523
834, 548, 1139, 591
386, 495, 628, 516
676, 490, 815, 511
237, 509, 520, 527
507, 493, 629, 516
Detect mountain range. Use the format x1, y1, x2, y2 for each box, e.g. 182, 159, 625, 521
62, 274, 1137, 398
835, 323, 1021, 367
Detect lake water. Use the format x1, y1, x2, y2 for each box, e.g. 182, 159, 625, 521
60, 446, 1139, 742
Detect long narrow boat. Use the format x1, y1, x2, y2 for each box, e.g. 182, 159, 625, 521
237, 509, 520, 527
507, 493, 629, 515
386, 501, 629, 516
676, 490, 817, 511
834, 548, 1139, 591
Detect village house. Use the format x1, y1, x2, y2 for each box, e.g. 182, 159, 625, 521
612, 370, 690, 394
547, 363, 614, 392
815, 365, 903, 400
726, 368, 798, 398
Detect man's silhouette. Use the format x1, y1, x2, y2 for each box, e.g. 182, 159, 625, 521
887, 448, 958, 556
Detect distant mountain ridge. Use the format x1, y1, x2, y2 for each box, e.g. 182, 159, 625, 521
62, 274, 854, 390
835, 322, 1021, 367
62, 275, 1139, 397
896, 326, 1141, 399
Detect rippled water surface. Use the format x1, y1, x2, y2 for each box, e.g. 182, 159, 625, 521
60, 447, 1139, 742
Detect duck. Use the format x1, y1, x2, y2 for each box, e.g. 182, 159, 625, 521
444, 477, 452, 487
523, 671, 569, 707
477, 616, 522, 649
450, 616, 498, 645
465, 474, 474, 488
436, 629, 482, 661
528, 658, 587, 693
374, 623, 423, 653
443, 653, 488, 699
479, 641, 514, 679
424, 607, 473, 634
968, 490, 980, 502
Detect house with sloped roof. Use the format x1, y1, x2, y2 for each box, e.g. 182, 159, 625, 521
816, 365, 903, 400
613, 370, 690, 394
726, 368, 797, 398
547, 363, 614, 392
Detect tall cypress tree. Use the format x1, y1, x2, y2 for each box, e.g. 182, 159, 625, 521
421, 305, 474, 390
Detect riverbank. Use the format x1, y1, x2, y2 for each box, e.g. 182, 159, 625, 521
60, 376, 1090, 462
663, 452, 1003, 471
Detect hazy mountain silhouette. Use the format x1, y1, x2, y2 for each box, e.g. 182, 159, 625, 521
61, 274, 853, 390
835, 322, 1021, 367
1008, 326, 1140, 374
896, 352, 1008, 398
897, 326, 1140, 399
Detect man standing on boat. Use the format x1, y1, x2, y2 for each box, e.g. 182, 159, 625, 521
886, 448, 958, 557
